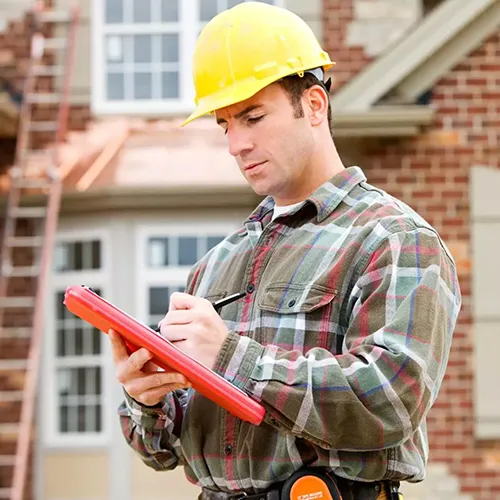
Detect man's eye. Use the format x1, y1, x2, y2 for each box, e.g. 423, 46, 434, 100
247, 115, 264, 124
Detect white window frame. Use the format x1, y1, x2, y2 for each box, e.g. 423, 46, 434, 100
42, 228, 113, 449
136, 221, 239, 325
91, 0, 285, 116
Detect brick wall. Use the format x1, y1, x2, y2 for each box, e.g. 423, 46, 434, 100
323, 0, 423, 89
350, 31, 500, 500
0, 3, 92, 169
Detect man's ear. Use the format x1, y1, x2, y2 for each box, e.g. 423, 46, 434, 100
304, 85, 329, 127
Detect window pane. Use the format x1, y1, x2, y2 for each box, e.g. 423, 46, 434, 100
77, 367, 86, 395
105, 0, 123, 23
77, 404, 86, 432
73, 242, 83, 271
95, 367, 102, 396
161, 72, 179, 98
133, 0, 151, 23
200, 0, 218, 21
107, 73, 125, 100
162, 0, 179, 21
74, 326, 84, 356
133, 35, 152, 63
59, 405, 69, 433
149, 287, 170, 316
178, 237, 198, 266
57, 329, 66, 357
56, 291, 65, 319
161, 34, 179, 63
148, 238, 169, 267
106, 35, 124, 63
95, 404, 102, 432
91, 240, 101, 269
134, 72, 153, 99
92, 328, 101, 355
208, 235, 225, 250
54, 243, 69, 271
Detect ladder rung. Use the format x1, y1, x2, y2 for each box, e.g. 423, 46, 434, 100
7, 237, 44, 247
0, 327, 32, 338
42, 38, 67, 50
10, 206, 47, 218
38, 11, 72, 23
12, 178, 53, 190
2, 266, 40, 278
0, 391, 23, 402
0, 297, 36, 308
24, 149, 53, 157
26, 93, 60, 104
0, 455, 15, 466
32, 64, 64, 77
0, 423, 19, 433
0, 360, 27, 370
0, 489, 11, 500
28, 121, 58, 132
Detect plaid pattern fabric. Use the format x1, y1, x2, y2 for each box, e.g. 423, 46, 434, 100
118, 166, 461, 495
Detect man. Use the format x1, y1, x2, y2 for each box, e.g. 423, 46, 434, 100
109, 3, 462, 500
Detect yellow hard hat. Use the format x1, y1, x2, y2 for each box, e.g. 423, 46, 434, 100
181, 1, 335, 126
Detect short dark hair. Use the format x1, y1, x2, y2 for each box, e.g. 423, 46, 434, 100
276, 73, 333, 138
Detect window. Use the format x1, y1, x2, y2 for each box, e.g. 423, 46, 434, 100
45, 232, 110, 447
137, 224, 234, 328
92, 0, 283, 115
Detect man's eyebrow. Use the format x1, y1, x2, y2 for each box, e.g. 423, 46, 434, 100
216, 104, 263, 125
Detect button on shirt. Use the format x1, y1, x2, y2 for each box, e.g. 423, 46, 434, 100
118, 166, 462, 495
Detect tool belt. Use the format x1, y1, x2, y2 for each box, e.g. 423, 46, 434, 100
199, 467, 403, 500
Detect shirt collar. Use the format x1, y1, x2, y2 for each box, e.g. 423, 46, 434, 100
244, 166, 367, 224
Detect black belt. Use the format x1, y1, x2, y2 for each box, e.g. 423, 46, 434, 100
199, 470, 398, 500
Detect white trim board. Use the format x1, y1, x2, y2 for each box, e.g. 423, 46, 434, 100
395, 0, 500, 102
331, 0, 497, 112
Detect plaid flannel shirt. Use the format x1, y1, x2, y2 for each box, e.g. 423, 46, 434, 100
118, 166, 461, 495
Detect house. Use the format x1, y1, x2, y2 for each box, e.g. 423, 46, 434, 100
0, 0, 499, 499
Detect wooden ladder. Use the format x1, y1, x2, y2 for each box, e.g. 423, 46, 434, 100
0, 3, 80, 500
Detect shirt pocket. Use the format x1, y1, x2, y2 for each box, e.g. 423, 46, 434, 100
256, 282, 339, 352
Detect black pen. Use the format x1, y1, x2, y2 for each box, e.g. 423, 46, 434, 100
155, 291, 247, 332
212, 291, 247, 314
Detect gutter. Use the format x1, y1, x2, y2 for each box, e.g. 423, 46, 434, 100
333, 105, 435, 137
0, 184, 263, 215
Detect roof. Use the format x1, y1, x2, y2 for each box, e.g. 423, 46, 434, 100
1, 0, 499, 205
0, 117, 251, 196
332, 0, 500, 111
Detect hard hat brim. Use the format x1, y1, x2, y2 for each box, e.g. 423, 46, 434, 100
181, 62, 335, 127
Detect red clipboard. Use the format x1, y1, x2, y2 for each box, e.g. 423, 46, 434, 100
63, 285, 266, 426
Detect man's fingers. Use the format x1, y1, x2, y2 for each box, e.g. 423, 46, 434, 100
162, 309, 194, 326
169, 291, 206, 312
138, 382, 192, 407
108, 329, 129, 363
143, 360, 162, 374
123, 347, 153, 377
159, 325, 189, 343
126, 371, 191, 398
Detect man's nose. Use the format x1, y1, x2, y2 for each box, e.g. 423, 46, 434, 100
227, 127, 253, 158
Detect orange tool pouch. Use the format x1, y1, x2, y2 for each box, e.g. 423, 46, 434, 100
280, 468, 343, 500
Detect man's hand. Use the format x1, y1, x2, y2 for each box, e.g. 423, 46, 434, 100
109, 329, 191, 407
158, 292, 230, 370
